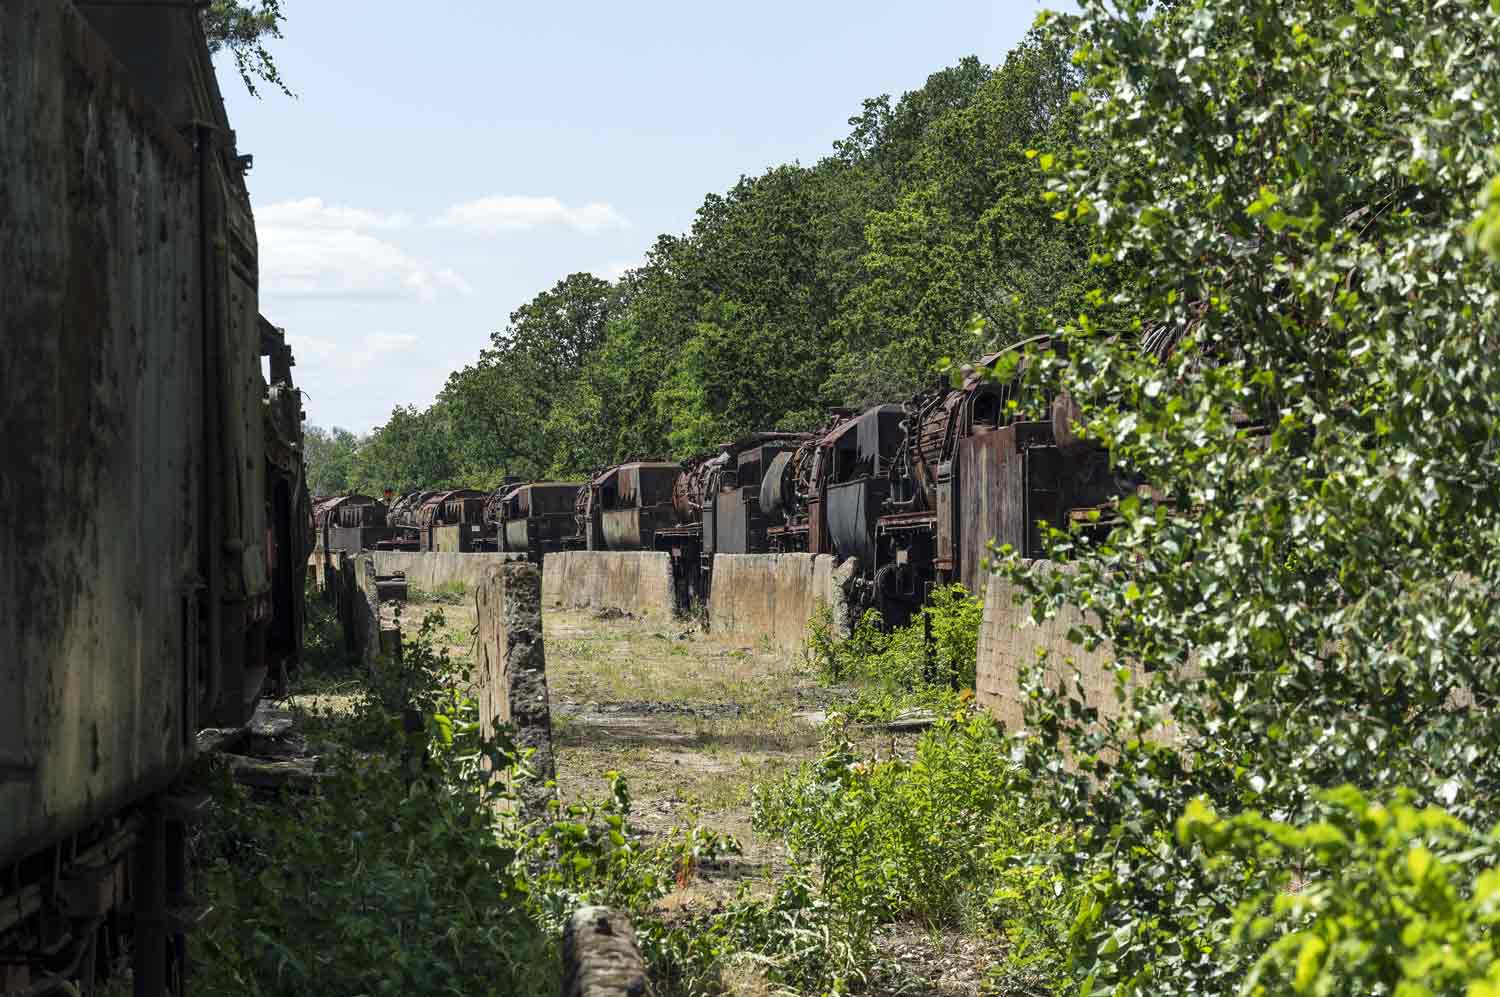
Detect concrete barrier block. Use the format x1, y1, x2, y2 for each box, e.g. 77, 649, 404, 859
476, 562, 556, 815
974, 563, 1122, 730
349, 553, 398, 669
540, 551, 675, 624
708, 553, 855, 654
370, 551, 525, 592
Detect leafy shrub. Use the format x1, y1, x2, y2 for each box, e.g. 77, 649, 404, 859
990, 0, 1500, 990
194, 612, 728, 997
752, 713, 1072, 985
295, 579, 361, 685
1177, 787, 1500, 997
805, 585, 984, 710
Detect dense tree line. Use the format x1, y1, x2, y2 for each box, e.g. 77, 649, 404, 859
315, 28, 1097, 494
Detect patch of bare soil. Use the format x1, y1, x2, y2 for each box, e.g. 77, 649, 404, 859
543, 610, 827, 891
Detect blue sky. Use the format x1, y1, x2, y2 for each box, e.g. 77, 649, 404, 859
222, 1, 1062, 433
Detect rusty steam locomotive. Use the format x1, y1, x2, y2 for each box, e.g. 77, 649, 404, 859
2, 3, 308, 992
552, 340, 1124, 622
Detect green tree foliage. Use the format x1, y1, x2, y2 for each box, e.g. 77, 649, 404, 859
991, 0, 1500, 991
203, 0, 290, 97
301, 425, 361, 497
1177, 787, 1500, 996
346, 404, 459, 496
358, 30, 1092, 484
441, 273, 620, 483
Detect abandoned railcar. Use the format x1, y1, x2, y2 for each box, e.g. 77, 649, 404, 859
1, 1, 305, 990
575, 461, 684, 552
490, 481, 583, 562
416, 488, 491, 551
314, 494, 398, 552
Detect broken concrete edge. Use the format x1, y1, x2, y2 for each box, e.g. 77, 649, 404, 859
476, 562, 557, 817
321, 552, 403, 671
562, 906, 647, 997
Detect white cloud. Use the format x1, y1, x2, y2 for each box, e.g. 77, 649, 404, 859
258, 196, 409, 230
367, 331, 421, 352
404, 268, 476, 300
437, 195, 629, 235
258, 197, 472, 301
600, 259, 637, 282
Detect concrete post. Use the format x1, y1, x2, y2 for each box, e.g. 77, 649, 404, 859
562, 906, 647, 997
475, 562, 556, 814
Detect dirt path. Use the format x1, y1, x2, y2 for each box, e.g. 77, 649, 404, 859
544, 610, 839, 891
394, 593, 994, 995
392, 593, 837, 889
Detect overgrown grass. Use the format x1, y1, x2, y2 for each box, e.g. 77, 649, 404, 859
749, 714, 1072, 992
804, 584, 983, 723
406, 579, 470, 605
192, 612, 732, 997
625, 713, 1072, 996
287, 583, 364, 697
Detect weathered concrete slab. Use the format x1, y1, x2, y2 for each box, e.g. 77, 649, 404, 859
974, 562, 1123, 729
541, 552, 676, 624
369, 551, 525, 593
476, 563, 555, 815
707, 554, 856, 654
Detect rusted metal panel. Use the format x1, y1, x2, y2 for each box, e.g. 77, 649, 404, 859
760, 451, 796, 522
337, 502, 387, 528
601, 509, 659, 550
715, 492, 750, 554
1, 1, 201, 866
956, 422, 1056, 593
826, 479, 890, 565
702, 502, 718, 557
443, 496, 486, 525
433, 524, 488, 553
935, 462, 956, 576
327, 526, 400, 553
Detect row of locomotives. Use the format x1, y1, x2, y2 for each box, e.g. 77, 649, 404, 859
488, 481, 582, 562
2, 1, 307, 992
571, 436, 816, 609
756, 344, 1129, 627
